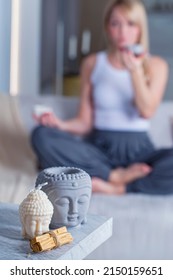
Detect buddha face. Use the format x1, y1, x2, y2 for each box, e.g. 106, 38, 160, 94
37, 167, 92, 228
23, 215, 51, 239
48, 186, 91, 228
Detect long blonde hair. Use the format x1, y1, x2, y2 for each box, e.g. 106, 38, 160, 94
104, 0, 149, 52
104, 0, 150, 81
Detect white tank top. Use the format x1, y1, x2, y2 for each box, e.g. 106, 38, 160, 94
91, 51, 150, 131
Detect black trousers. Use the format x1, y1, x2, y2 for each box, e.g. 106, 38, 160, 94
31, 125, 173, 195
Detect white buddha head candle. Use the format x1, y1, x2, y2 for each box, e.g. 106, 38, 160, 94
19, 185, 54, 239
35, 167, 92, 228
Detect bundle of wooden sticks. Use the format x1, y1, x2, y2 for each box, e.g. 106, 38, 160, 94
30, 226, 73, 252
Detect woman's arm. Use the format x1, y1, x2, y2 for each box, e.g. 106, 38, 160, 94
131, 56, 169, 119
121, 52, 169, 119
36, 54, 96, 136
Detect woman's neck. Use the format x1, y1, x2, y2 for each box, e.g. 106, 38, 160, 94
107, 48, 125, 69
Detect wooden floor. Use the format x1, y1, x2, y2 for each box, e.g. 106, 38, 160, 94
63, 76, 80, 97
41, 76, 80, 97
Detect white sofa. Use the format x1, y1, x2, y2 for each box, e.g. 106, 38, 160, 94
19, 95, 173, 149
1, 94, 173, 259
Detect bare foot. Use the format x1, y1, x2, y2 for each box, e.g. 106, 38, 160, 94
92, 177, 126, 195
109, 163, 152, 185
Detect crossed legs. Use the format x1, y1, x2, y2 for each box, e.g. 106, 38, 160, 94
31, 126, 153, 195
92, 163, 152, 195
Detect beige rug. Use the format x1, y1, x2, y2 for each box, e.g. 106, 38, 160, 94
0, 94, 37, 204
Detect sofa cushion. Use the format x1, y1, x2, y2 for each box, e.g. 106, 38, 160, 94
87, 193, 173, 259
149, 101, 173, 148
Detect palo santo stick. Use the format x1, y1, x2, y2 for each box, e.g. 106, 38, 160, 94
30, 226, 73, 253
54, 227, 67, 234
30, 226, 67, 245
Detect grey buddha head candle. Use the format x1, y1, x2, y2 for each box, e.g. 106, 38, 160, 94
35, 167, 92, 228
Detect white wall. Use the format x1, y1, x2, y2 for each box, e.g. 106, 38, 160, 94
0, 0, 11, 93
18, 0, 41, 96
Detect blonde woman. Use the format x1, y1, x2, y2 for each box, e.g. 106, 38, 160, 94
32, 0, 172, 195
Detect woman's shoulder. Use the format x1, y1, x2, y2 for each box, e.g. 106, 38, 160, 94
81, 51, 105, 72
81, 53, 97, 71
148, 55, 169, 73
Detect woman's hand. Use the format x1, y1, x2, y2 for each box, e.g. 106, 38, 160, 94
121, 50, 146, 72
33, 112, 65, 130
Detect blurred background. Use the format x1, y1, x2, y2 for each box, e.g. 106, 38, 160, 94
0, 0, 172, 99
0, 2, 173, 260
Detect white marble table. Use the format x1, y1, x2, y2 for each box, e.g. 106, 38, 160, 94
0, 203, 113, 260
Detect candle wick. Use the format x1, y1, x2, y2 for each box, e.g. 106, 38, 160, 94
36, 182, 48, 190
